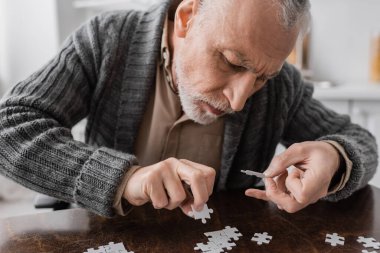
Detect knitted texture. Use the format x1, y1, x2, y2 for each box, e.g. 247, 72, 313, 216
0, 3, 170, 217
0, 0, 377, 217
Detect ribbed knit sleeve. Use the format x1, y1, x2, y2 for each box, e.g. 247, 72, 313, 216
280, 64, 378, 201
0, 12, 138, 217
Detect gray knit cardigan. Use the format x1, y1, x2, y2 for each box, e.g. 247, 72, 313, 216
0, 1, 377, 217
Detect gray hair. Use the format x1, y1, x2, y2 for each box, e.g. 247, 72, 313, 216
197, 0, 311, 35
276, 0, 311, 34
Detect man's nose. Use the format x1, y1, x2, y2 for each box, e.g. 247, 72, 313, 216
223, 74, 256, 112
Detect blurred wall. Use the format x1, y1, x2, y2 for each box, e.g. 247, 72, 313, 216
0, 0, 58, 92
0, 0, 88, 95
310, 0, 380, 85
1, 0, 380, 93
0, 0, 7, 95
56, 0, 89, 46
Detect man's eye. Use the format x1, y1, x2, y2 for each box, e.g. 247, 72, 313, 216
222, 55, 246, 72
230, 63, 246, 72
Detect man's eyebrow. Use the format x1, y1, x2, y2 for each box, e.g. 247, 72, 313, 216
229, 49, 281, 79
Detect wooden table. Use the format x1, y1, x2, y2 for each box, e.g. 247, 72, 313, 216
0, 186, 379, 253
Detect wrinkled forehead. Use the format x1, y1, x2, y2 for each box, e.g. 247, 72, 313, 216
197, 0, 284, 38
196, 0, 299, 60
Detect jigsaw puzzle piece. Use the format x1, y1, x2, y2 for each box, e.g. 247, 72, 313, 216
84, 246, 106, 253
357, 236, 380, 249
194, 242, 224, 253
188, 204, 214, 224
251, 232, 273, 245
104, 242, 134, 253
325, 233, 345, 246
222, 226, 243, 241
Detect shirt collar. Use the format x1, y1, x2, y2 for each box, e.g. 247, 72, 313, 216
160, 15, 178, 94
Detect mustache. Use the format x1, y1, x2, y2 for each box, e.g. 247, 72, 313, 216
174, 60, 234, 114
192, 92, 234, 114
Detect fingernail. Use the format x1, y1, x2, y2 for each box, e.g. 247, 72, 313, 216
264, 168, 273, 177
195, 205, 204, 212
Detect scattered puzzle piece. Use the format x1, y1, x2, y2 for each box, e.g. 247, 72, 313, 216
251, 232, 273, 245
207, 237, 236, 250
84, 242, 134, 253
204, 226, 242, 241
194, 242, 224, 253
362, 250, 378, 253
325, 233, 345, 246
221, 226, 243, 241
85, 246, 106, 253
358, 236, 380, 249
195, 226, 242, 252
188, 204, 214, 224
104, 242, 134, 253
204, 230, 228, 240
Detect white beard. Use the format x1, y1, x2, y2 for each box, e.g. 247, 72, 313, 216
177, 84, 219, 125
174, 58, 233, 125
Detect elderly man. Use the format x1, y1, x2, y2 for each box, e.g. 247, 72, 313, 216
0, 0, 377, 217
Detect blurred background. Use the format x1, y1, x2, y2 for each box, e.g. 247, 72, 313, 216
0, 0, 379, 218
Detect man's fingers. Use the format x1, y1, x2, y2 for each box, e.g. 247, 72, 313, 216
245, 188, 269, 201
179, 196, 195, 216
275, 172, 288, 193
247, 141, 342, 213
130, 158, 215, 212
189, 174, 209, 211
286, 168, 324, 204
149, 179, 169, 209
264, 178, 305, 213
246, 177, 308, 213
285, 168, 307, 204
246, 178, 304, 213
265, 177, 279, 192
176, 161, 210, 211
265, 143, 308, 177
180, 159, 216, 196
162, 171, 187, 210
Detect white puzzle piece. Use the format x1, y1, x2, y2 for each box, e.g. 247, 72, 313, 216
221, 226, 243, 241
194, 242, 224, 253
204, 226, 242, 242
251, 232, 273, 245
85, 246, 106, 253
207, 237, 236, 250
204, 230, 228, 240
362, 250, 378, 253
358, 236, 380, 249
84, 242, 134, 253
104, 242, 134, 253
240, 170, 266, 178
188, 204, 214, 224
195, 226, 242, 252
325, 233, 345, 246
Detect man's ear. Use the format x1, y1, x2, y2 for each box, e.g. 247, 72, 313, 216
174, 0, 200, 38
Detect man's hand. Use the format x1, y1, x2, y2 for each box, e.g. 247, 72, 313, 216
245, 141, 341, 213
123, 158, 216, 215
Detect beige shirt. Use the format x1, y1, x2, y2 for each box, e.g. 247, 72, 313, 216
112, 17, 224, 215
112, 17, 352, 215
133, 16, 224, 168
